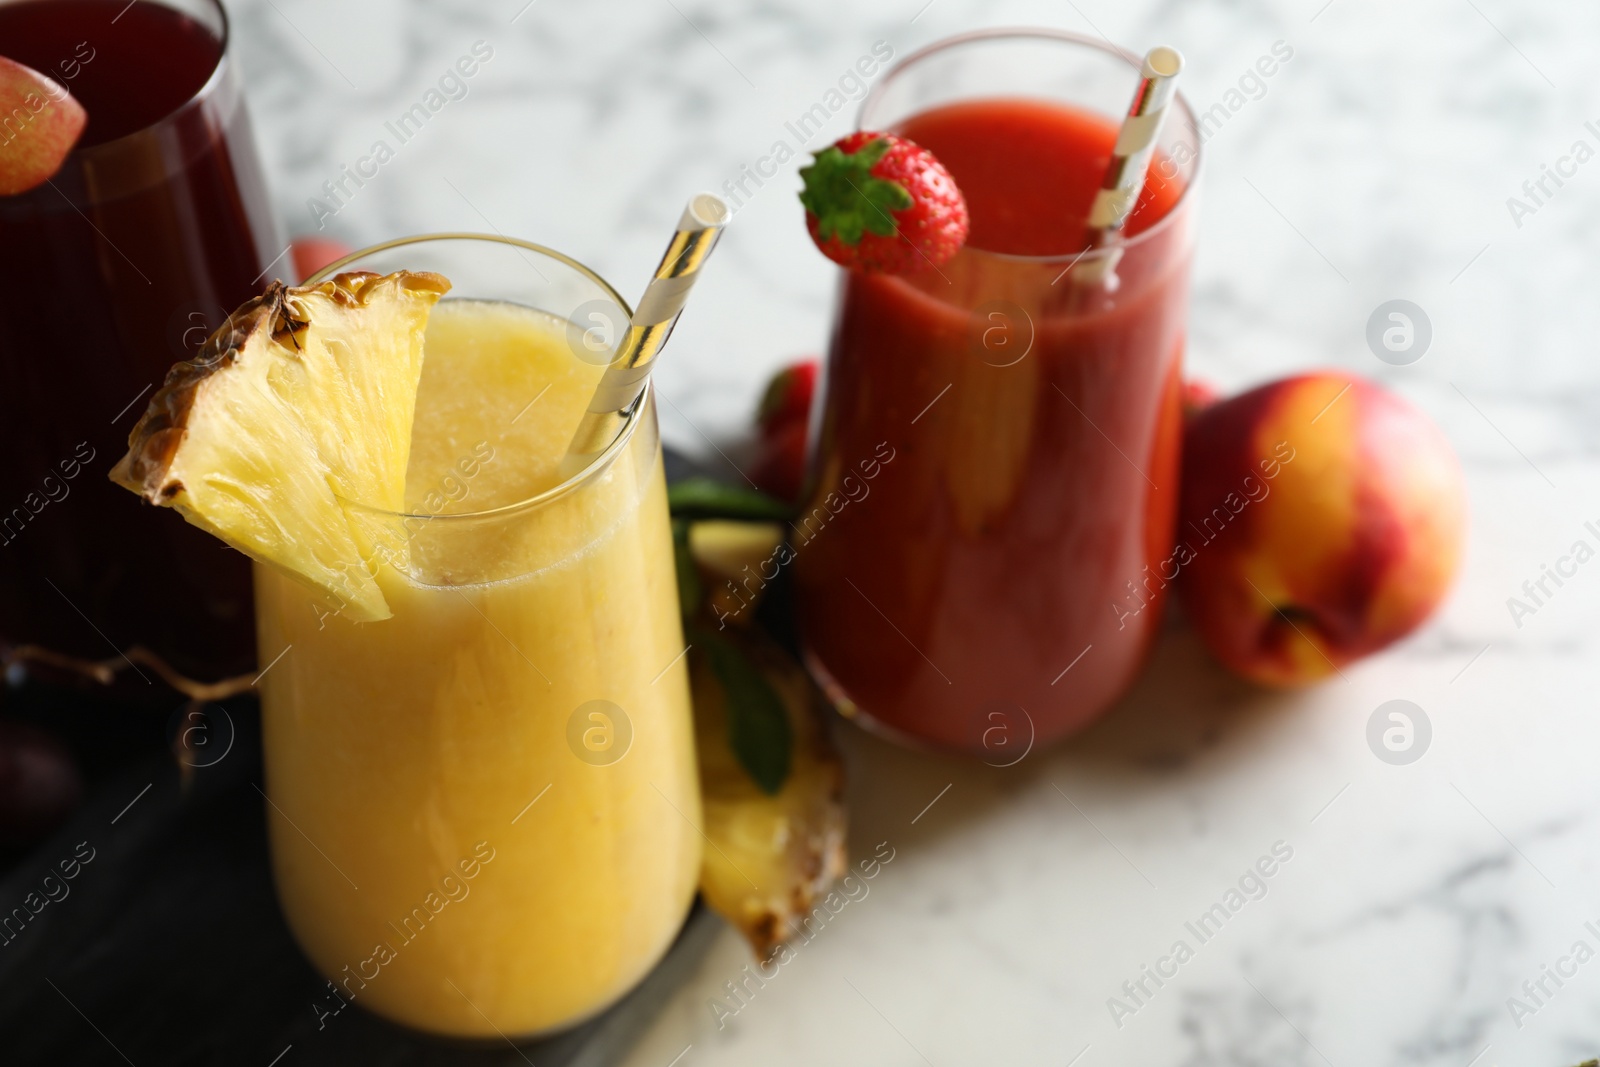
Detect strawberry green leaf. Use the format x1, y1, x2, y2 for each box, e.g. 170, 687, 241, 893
799, 137, 913, 246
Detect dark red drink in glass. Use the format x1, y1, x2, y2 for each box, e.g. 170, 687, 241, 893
794, 30, 1201, 754
0, 0, 277, 676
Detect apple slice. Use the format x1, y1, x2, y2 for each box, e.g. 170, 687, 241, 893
0, 55, 87, 196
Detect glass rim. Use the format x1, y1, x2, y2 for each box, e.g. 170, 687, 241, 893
860, 25, 1203, 265
308, 231, 646, 524
42, 0, 235, 160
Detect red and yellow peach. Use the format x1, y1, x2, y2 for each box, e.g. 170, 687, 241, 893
1177, 371, 1466, 685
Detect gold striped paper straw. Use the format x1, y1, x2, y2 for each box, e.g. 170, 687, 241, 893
1074, 46, 1184, 290
561, 193, 731, 477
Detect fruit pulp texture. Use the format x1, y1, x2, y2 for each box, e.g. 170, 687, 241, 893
256, 300, 701, 1038
794, 98, 1192, 752
0, 0, 274, 676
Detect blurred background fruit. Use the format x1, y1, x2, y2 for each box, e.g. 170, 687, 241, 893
289, 236, 352, 282
0, 717, 83, 847
749, 358, 818, 503
1181, 376, 1220, 420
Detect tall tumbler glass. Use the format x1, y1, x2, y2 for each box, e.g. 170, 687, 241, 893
0, 0, 277, 677
794, 30, 1201, 754
255, 236, 701, 1038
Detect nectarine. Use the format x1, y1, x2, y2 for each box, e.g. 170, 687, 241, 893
1176, 371, 1466, 685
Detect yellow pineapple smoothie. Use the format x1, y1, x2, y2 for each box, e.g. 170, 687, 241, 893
255, 298, 701, 1037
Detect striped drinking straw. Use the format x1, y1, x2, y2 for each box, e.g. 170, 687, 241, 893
1073, 46, 1184, 290
561, 193, 731, 477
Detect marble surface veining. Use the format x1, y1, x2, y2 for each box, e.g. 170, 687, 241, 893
225, 0, 1600, 1063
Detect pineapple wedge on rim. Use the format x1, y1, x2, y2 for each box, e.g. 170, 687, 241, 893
111, 270, 450, 622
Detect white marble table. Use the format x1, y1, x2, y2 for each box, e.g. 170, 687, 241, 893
229, 0, 1600, 1062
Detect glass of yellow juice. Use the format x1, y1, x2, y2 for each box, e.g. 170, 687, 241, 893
253, 234, 701, 1038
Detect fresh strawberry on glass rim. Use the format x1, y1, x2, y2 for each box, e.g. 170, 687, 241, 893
799, 131, 968, 274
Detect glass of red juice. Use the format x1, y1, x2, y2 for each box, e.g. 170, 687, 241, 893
0, 0, 278, 678
793, 29, 1201, 755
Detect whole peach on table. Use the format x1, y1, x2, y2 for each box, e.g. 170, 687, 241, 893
1176, 371, 1466, 685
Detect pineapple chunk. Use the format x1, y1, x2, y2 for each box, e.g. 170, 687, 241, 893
689, 519, 786, 626
111, 271, 449, 621
692, 626, 847, 959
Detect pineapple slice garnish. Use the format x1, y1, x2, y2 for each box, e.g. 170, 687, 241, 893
111, 271, 449, 622
690, 625, 847, 959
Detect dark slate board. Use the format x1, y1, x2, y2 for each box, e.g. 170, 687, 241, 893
0, 707, 721, 1066
0, 445, 728, 1065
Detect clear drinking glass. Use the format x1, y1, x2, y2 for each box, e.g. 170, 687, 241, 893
255, 235, 701, 1037
0, 0, 278, 677
794, 29, 1202, 754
